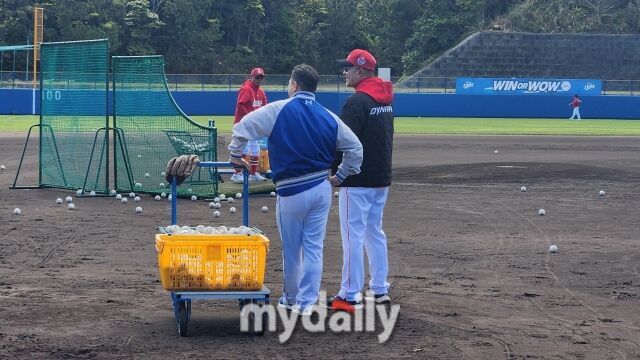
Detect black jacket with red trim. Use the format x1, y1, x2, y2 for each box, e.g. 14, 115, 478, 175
332, 77, 394, 187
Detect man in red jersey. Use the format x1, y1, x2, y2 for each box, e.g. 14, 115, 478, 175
569, 94, 582, 120
231, 67, 269, 183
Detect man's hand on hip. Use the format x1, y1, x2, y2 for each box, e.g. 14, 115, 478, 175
328, 175, 342, 187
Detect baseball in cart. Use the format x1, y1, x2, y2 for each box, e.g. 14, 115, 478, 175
155, 162, 271, 336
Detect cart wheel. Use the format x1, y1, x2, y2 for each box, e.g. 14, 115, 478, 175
255, 310, 268, 337
177, 302, 189, 337
242, 300, 267, 336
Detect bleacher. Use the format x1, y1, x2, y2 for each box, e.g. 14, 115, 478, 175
403, 31, 640, 81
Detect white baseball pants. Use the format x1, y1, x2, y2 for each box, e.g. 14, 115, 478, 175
242, 139, 260, 156
277, 180, 332, 308
338, 186, 390, 302
570, 107, 581, 120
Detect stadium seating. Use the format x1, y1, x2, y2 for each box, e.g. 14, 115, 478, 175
404, 31, 640, 82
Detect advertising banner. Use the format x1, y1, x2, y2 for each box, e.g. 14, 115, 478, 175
457, 78, 601, 95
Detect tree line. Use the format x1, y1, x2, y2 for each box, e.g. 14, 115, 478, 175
1, 0, 639, 76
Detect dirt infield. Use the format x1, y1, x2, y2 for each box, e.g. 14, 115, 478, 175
1, 134, 640, 359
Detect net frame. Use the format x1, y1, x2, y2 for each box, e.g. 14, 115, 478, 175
112, 55, 218, 198
38, 39, 110, 194
38, 39, 110, 193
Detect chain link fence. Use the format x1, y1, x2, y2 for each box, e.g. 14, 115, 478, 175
3, 70, 640, 95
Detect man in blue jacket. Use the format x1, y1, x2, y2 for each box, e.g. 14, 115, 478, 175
231, 64, 362, 315
167, 64, 362, 315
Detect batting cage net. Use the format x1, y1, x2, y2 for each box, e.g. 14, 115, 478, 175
112, 56, 218, 198
40, 39, 109, 193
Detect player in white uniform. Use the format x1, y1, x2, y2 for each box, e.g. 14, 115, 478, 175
329, 49, 394, 312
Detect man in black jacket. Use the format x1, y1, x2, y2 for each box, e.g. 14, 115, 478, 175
328, 49, 394, 312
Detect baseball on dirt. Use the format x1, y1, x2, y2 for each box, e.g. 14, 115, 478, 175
121, 198, 128, 204
144, 173, 150, 178
213, 210, 220, 218
213, 197, 220, 203
520, 186, 527, 192
0, 165, 5, 171
228, 197, 234, 203
538, 209, 545, 216
161, 192, 166, 198
208, 202, 216, 209
129, 192, 135, 198
334, 191, 339, 198
261, 206, 268, 213
90, 191, 96, 196
191, 195, 197, 201
116, 194, 122, 200
220, 194, 226, 200
56, 198, 63, 204
76, 189, 83, 196
13, 208, 21, 215
599, 190, 605, 196
68, 203, 75, 210
230, 207, 236, 214
270, 191, 276, 197
494, 150, 499, 154
134, 196, 141, 202
110, 190, 117, 195
168, 194, 173, 201
135, 206, 143, 213
155, 195, 161, 201
66, 196, 73, 203
549, 244, 558, 253
235, 193, 242, 199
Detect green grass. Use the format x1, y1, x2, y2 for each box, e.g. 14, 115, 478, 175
2, 115, 640, 136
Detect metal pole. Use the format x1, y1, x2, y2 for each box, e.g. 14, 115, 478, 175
171, 177, 177, 225
243, 168, 249, 226
105, 41, 110, 193
38, 44, 44, 186
12, 50, 16, 88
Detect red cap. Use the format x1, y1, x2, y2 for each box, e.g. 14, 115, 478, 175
337, 49, 376, 71
250, 67, 265, 77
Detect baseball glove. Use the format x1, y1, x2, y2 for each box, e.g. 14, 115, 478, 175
165, 155, 200, 185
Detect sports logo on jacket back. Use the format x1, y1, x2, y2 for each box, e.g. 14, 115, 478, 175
370, 105, 393, 116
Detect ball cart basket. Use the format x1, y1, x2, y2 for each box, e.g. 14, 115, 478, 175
155, 162, 271, 336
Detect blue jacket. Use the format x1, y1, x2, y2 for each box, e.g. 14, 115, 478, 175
228, 91, 362, 196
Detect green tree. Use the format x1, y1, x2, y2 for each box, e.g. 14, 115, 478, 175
153, 0, 224, 73
123, 0, 164, 55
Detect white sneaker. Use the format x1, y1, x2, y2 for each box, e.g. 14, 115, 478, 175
373, 294, 391, 304
292, 304, 314, 316
277, 297, 293, 310
249, 173, 267, 182
230, 173, 243, 184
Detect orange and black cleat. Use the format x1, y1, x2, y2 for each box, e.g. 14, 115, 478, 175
327, 295, 363, 314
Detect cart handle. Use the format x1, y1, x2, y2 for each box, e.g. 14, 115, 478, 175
171, 161, 249, 226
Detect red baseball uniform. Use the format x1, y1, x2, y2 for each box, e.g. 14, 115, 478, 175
234, 80, 267, 124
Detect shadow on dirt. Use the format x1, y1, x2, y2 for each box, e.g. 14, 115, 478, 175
394, 162, 640, 184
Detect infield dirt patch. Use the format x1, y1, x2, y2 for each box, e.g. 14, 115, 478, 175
1, 134, 639, 359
